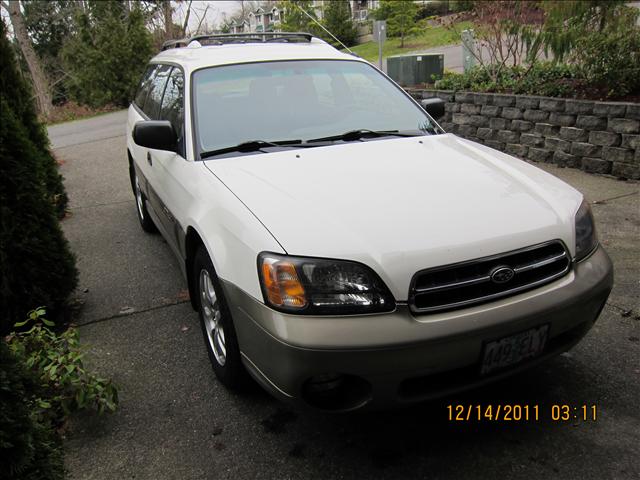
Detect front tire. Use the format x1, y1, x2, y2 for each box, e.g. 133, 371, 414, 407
193, 246, 247, 389
130, 166, 157, 233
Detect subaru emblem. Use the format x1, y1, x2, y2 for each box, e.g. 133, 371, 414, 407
490, 266, 515, 284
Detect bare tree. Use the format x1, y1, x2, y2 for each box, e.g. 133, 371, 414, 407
180, 0, 193, 36
189, 3, 211, 36
162, 0, 174, 39
2, 0, 52, 118
449, 1, 545, 81
161, 0, 200, 39
237, 0, 260, 23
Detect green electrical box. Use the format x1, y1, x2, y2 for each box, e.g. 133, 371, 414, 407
387, 53, 444, 86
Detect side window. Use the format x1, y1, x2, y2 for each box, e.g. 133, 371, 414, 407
134, 65, 156, 110
159, 67, 185, 141
143, 64, 172, 119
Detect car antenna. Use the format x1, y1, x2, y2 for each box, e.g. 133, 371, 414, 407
294, 3, 356, 55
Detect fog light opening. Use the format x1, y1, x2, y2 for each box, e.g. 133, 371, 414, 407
302, 373, 371, 411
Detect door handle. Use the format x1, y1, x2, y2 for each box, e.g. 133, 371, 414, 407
147, 152, 153, 166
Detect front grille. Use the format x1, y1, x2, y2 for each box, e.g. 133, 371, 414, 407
409, 241, 571, 314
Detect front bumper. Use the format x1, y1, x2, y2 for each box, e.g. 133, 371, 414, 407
222, 246, 613, 411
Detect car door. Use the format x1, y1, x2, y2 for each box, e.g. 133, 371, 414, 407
134, 64, 173, 239
128, 64, 159, 195
149, 66, 194, 259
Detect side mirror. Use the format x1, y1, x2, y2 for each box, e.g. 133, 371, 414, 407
133, 121, 177, 152
420, 98, 445, 121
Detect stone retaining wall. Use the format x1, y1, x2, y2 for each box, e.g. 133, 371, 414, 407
406, 89, 640, 180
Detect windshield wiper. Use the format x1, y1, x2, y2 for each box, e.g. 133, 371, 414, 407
306, 129, 421, 144
200, 130, 424, 159
200, 139, 303, 159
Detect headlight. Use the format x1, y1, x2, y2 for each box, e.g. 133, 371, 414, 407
575, 199, 598, 261
258, 253, 396, 315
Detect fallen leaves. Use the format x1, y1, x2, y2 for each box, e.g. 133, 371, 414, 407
177, 289, 190, 302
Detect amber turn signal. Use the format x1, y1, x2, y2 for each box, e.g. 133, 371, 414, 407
260, 258, 308, 309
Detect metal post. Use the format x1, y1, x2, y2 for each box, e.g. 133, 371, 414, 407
461, 29, 476, 73
373, 20, 386, 71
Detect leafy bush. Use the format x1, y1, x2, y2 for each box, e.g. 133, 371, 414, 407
572, 7, 640, 98
418, 1, 450, 18
0, 92, 78, 334
0, 20, 67, 216
435, 63, 589, 99
1, 308, 118, 479
1, 19, 77, 334
450, 1, 475, 13
450, 1, 640, 99
8, 308, 119, 417
0, 339, 64, 480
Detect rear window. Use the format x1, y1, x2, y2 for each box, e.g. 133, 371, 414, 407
133, 65, 156, 109
159, 67, 185, 151
143, 64, 172, 119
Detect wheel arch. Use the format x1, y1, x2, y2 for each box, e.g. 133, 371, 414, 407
185, 226, 205, 311
127, 149, 136, 188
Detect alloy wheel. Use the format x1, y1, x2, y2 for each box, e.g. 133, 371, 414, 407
134, 175, 145, 220
199, 269, 226, 366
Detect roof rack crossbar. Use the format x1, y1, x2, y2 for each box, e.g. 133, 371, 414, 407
161, 39, 190, 51
161, 32, 318, 51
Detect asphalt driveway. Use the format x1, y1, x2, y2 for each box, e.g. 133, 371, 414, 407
50, 111, 639, 480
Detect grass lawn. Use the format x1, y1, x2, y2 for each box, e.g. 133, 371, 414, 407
349, 21, 473, 62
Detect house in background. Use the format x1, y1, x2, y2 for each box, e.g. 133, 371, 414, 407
233, 0, 381, 34
310, 0, 380, 22
350, 0, 381, 22
248, 6, 283, 32
230, 18, 249, 34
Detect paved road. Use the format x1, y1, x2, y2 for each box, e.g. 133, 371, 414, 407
412, 43, 464, 72
48, 112, 126, 149
52, 111, 639, 480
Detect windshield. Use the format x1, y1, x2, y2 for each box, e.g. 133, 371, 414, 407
192, 60, 439, 155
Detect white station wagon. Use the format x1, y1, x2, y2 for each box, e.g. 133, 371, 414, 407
127, 33, 613, 411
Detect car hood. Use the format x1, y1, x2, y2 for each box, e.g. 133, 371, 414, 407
204, 134, 582, 300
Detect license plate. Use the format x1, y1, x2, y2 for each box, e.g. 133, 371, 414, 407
480, 324, 550, 375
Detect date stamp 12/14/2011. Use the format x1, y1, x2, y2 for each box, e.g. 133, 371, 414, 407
446, 404, 598, 422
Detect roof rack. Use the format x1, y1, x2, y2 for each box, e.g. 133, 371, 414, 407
161, 39, 190, 50
161, 32, 318, 51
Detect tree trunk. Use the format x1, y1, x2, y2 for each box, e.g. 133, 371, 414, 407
181, 0, 193, 37
163, 0, 174, 40
6, 0, 52, 119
